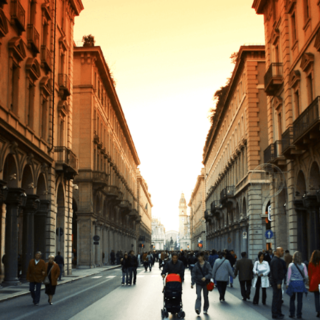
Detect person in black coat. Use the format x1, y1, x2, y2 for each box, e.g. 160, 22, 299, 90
161, 253, 185, 282
54, 252, 64, 281
128, 250, 138, 285
121, 253, 130, 285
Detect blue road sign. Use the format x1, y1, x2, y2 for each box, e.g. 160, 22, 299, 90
265, 230, 274, 239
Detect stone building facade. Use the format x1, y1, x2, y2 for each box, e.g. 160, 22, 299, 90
253, 0, 320, 261
203, 46, 269, 259
72, 45, 151, 267
151, 218, 165, 250
0, 0, 84, 284
188, 168, 206, 251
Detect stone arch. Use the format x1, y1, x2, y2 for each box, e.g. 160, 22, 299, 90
21, 164, 34, 194
36, 173, 47, 200
309, 161, 320, 190
234, 201, 240, 222
296, 170, 306, 196
3, 153, 19, 187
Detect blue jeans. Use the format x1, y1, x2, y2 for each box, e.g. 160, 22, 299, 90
272, 284, 283, 317
229, 267, 234, 284
29, 282, 41, 304
122, 269, 128, 284
314, 291, 320, 313
58, 264, 63, 280
290, 292, 303, 317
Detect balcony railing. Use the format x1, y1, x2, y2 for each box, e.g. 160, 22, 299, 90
210, 200, 220, 213
264, 143, 274, 163
264, 63, 283, 96
41, 45, 52, 71
58, 73, 71, 98
27, 24, 39, 53
11, 0, 25, 32
282, 127, 294, 154
264, 141, 284, 163
220, 186, 235, 202
293, 96, 320, 143
92, 171, 108, 184
55, 147, 78, 178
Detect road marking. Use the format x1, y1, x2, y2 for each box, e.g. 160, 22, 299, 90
137, 275, 144, 278
92, 276, 102, 279
106, 276, 116, 278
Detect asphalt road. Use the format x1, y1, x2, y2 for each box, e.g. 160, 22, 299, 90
0, 264, 318, 320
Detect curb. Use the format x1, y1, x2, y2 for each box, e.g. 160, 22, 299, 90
0, 265, 121, 303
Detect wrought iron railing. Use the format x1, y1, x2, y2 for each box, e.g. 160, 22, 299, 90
220, 186, 235, 201
55, 146, 78, 172
293, 96, 320, 142
92, 171, 108, 184
27, 24, 39, 52
282, 126, 293, 153
58, 73, 71, 94
11, 0, 25, 31
264, 143, 274, 163
264, 63, 283, 89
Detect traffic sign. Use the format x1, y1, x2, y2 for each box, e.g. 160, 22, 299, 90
93, 235, 100, 241
93, 241, 99, 245
265, 230, 274, 239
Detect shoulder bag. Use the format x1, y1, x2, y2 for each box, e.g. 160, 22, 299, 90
294, 263, 307, 284
43, 265, 53, 285
213, 258, 226, 279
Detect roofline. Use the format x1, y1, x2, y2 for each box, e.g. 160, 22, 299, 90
74, 46, 141, 166
70, 0, 84, 16
188, 173, 204, 206
202, 45, 265, 164
252, 0, 268, 14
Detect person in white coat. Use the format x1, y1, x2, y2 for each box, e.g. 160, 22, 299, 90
252, 251, 270, 305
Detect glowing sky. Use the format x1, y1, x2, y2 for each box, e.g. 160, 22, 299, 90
74, 0, 264, 231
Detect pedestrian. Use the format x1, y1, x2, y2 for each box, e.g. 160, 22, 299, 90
252, 252, 270, 305
110, 250, 115, 265
161, 252, 185, 282
26, 251, 46, 306
225, 249, 236, 288
128, 250, 138, 285
270, 247, 286, 319
120, 253, 130, 285
191, 251, 212, 315
286, 251, 308, 319
212, 251, 235, 302
208, 250, 219, 268
284, 250, 293, 269
54, 251, 64, 281
308, 250, 320, 318
45, 254, 60, 305
188, 251, 198, 279
234, 252, 253, 301
142, 252, 148, 271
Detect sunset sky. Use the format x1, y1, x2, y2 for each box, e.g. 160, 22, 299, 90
74, 0, 265, 231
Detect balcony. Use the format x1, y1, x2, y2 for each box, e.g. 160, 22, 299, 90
264, 63, 283, 96
220, 186, 235, 203
210, 200, 221, 214
10, 0, 25, 32
55, 147, 78, 179
263, 141, 286, 166
58, 73, 71, 99
293, 96, 320, 145
27, 24, 39, 54
118, 200, 132, 214
282, 127, 294, 156
40, 45, 52, 72
92, 171, 108, 190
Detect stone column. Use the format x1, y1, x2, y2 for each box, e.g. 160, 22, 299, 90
294, 199, 308, 261
34, 200, 50, 257
21, 195, 40, 281
2, 189, 27, 286
0, 181, 8, 278
95, 224, 102, 267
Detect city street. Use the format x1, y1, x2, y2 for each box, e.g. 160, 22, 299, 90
0, 265, 317, 320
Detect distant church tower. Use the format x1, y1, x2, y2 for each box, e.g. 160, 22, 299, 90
179, 193, 188, 237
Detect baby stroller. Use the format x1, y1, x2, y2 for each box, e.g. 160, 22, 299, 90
161, 274, 185, 319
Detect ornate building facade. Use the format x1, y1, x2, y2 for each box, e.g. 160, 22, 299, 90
0, 0, 84, 284
203, 46, 269, 259
253, 0, 320, 261
151, 218, 165, 250
189, 168, 206, 250
72, 44, 152, 267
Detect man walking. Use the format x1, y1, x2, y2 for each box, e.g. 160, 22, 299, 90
270, 247, 286, 319
26, 251, 46, 306
162, 252, 185, 282
234, 252, 253, 301
54, 251, 64, 281
128, 250, 138, 285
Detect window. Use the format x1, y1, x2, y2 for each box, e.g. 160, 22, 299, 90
277, 112, 282, 140
27, 82, 35, 128
307, 74, 313, 104
294, 90, 300, 117
29, 0, 36, 24
11, 64, 19, 114
291, 13, 297, 42
42, 22, 48, 46
40, 98, 48, 140
59, 118, 65, 146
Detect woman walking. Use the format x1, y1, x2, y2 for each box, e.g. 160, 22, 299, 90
45, 254, 60, 305
191, 252, 212, 315
286, 251, 308, 319
121, 253, 130, 285
212, 251, 235, 302
308, 250, 320, 318
252, 252, 270, 305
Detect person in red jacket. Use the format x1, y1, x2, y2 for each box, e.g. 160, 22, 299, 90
308, 250, 320, 318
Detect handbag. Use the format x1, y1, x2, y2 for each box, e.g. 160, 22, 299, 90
43, 265, 53, 285
198, 262, 214, 291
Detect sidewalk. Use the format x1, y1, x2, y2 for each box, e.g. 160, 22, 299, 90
0, 265, 120, 303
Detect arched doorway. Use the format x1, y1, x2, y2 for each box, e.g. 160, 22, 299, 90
72, 199, 77, 267
56, 184, 65, 255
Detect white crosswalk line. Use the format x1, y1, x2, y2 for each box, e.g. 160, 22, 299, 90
92, 276, 102, 278
106, 276, 116, 278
